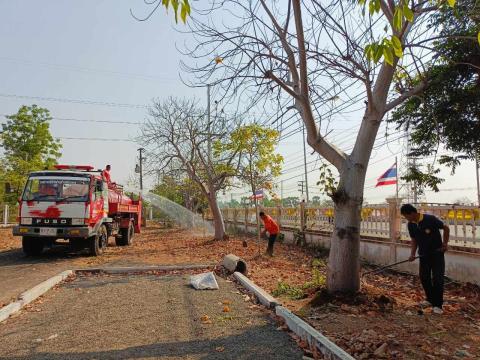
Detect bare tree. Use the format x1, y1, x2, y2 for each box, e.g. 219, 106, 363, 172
141, 97, 240, 240
174, 0, 469, 292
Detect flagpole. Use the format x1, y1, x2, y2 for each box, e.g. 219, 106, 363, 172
395, 156, 399, 202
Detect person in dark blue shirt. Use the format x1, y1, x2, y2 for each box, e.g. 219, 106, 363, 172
401, 204, 450, 315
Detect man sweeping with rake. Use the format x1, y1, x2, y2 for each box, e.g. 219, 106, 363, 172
401, 204, 450, 315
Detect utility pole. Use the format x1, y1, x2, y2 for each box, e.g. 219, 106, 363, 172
280, 180, 284, 203
298, 180, 305, 198
137, 148, 145, 191
476, 153, 480, 207
302, 122, 309, 203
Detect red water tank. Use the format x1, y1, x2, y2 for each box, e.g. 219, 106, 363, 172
108, 188, 133, 206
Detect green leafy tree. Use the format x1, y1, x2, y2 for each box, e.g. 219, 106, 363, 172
151, 175, 186, 205
0, 105, 61, 204
215, 124, 283, 237
390, 0, 480, 191
152, 175, 209, 212
282, 196, 300, 208
226, 198, 241, 208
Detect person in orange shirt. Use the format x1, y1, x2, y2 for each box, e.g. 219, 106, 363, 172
259, 211, 280, 256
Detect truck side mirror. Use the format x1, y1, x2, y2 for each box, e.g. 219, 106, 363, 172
96, 182, 103, 192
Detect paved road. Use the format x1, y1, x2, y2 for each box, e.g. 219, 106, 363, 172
0, 240, 164, 306
0, 244, 135, 306
0, 246, 80, 306
0, 274, 303, 359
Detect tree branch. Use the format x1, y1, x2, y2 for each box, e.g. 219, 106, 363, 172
385, 80, 428, 112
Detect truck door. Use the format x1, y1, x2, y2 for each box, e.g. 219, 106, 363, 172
91, 179, 107, 223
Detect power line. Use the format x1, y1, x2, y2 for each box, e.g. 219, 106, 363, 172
0, 56, 178, 82
0, 93, 148, 109
58, 137, 136, 142
1, 114, 143, 125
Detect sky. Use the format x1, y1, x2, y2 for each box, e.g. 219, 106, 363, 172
0, 0, 477, 206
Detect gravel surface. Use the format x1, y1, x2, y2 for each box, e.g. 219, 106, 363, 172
0, 274, 303, 359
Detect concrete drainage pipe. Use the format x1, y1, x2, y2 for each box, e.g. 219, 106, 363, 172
222, 254, 247, 275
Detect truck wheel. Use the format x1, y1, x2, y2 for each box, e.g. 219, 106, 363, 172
116, 222, 134, 246
22, 237, 44, 256
89, 225, 107, 256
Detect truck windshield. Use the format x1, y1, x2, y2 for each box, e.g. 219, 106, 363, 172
22, 177, 90, 202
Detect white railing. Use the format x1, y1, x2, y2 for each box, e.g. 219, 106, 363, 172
214, 203, 480, 250
400, 205, 480, 248
0, 204, 18, 226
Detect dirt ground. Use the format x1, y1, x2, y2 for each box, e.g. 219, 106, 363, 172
1, 224, 479, 359
0, 225, 312, 306
0, 273, 303, 359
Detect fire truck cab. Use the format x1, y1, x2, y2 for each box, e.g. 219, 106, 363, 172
13, 165, 142, 256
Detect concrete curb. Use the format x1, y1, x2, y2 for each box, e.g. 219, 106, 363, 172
276, 306, 355, 360
231, 270, 354, 359
233, 272, 281, 308
0, 270, 73, 323
75, 264, 216, 274
0, 301, 23, 323
18, 270, 73, 304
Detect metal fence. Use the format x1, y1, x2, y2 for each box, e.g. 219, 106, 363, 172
0, 204, 18, 226
215, 203, 480, 250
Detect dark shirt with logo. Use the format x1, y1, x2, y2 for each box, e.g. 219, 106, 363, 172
407, 214, 444, 256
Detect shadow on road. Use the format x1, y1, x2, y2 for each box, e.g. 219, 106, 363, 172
0, 245, 90, 267
0, 328, 298, 360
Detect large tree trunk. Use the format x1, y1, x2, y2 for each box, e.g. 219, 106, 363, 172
327, 158, 368, 293
327, 197, 362, 293
208, 193, 226, 240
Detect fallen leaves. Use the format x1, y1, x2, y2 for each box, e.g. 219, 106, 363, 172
200, 314, 212, 324
7, 226, 479, 360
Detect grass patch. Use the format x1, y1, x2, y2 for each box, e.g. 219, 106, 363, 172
272, 281, 306, 300
272, 258, 326, 300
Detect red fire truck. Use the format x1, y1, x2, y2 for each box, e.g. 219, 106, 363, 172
13, 165, 142, 256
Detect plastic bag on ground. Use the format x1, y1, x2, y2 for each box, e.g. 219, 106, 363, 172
190, 272, 219, 290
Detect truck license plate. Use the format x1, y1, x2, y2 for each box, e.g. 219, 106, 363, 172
40, 228, 57, 236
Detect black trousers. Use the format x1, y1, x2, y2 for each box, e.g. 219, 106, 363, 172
266, 234, 277, 255
419, 252, 445, 307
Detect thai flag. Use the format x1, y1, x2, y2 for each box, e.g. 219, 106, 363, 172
250, 189, 264, 199
375, 163, 397, 187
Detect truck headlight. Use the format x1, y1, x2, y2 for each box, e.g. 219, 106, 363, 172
71, 218, 84, 225
21, 217, 32, 225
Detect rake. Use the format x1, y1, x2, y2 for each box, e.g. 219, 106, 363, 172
361, 256, 419, 277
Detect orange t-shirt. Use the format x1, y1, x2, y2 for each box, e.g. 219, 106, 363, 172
262, 215, 279, 234
102, 169, 111, 183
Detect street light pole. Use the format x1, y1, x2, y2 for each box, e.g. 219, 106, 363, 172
138, 148, 145, 191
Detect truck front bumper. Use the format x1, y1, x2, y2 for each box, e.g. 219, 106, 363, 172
13, 226, 91, 238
